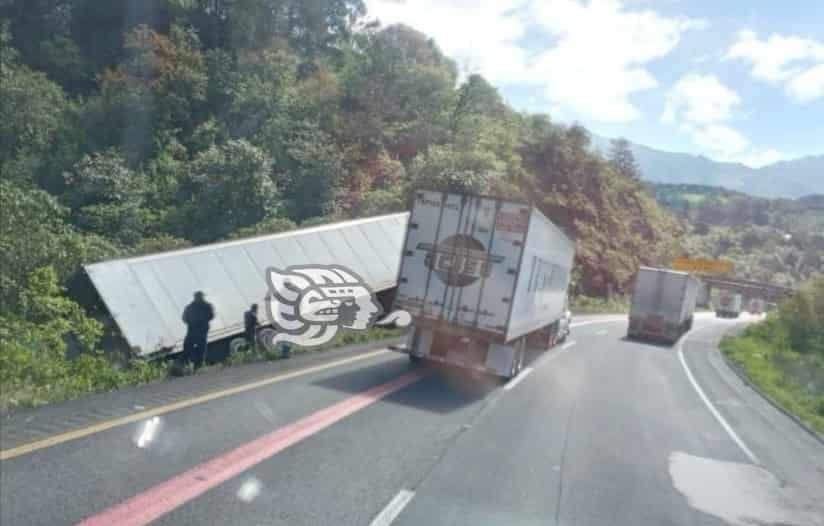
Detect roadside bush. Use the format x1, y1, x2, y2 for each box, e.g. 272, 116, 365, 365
779, 276, 824, 357
721, 275, 824, 433
570, 295, 629, 314
0, 267, 167, 412
225, 326, 406, 367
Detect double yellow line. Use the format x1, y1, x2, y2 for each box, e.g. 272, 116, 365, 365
1, 350, 389, 461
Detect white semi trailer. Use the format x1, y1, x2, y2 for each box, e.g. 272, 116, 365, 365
390, 190, 576, 379
627, 267, 699, 344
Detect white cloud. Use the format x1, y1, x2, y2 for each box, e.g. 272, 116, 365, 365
661, 74, 785, 168
662, 74, 741, 125
365, 1, 532, 84
786, 63, 824, 103
690, 124, 749, 157
525, 0, 703, 122
725, 30, 824, 103
365, 0, 704, 122
737, 148, 786, 168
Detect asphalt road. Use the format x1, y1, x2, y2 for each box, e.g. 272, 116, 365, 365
1, 314, 823, 526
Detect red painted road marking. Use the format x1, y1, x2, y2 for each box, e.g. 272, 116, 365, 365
77, 371, 424, 526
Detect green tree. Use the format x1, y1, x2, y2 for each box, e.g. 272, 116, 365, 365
63, 150, 147, 243
0, 180, 107, 312
278, 122, 345, 220
182, 139, 279, 241
225, 217, 297, 240
409, 145, 500, 195
90, 24, 207, 163
186, 0, 365, 58
780, 276, 824, 356
608, 138, 641, 181
0, 22, 75, 187
341, 24, 457, 162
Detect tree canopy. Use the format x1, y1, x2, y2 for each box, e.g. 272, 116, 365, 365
0, 1, 683, 315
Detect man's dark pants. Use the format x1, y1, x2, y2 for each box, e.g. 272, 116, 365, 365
183, 331, 208, 367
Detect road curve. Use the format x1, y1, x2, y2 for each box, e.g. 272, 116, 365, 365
1, 314, 822, 526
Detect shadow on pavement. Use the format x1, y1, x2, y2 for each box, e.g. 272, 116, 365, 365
313, 359, 499, 414
619, 336, 677, 349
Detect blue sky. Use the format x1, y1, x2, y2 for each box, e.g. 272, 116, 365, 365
365, 1, 824, 167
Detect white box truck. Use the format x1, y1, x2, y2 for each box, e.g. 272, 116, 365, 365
390, 190, 575, 378
627, 267, 699, 344
716, 292, 743, 318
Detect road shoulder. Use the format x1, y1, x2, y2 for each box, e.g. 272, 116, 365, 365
680, 322, 824, 495
0, 337, 402, 454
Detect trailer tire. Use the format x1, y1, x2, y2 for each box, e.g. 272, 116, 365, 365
409, 354, 422, 364
509, 340, 526, 378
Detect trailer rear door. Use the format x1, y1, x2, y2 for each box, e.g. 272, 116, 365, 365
395, 191, 528, 339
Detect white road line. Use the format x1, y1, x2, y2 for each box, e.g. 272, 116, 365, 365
561, 340, 577, 350
369, 489, 415, 526
595, 329, 608, 336
529, 345, 572, 372
504, 367, 534, 390
677, 330, 760, 465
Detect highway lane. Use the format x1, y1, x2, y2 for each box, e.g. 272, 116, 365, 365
1, 315, 822, 525
393, 315, 824, 526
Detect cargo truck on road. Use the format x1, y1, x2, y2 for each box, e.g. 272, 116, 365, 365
716, 292, 743, 318
627, 267, 699, 345
748, 298, 765, 315
390, 191, 576, 379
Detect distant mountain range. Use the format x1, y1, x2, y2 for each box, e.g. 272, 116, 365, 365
590, 135, 823, 199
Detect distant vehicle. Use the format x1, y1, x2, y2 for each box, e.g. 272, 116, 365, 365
716, 292, 743, 318
390, 190, 576, 379
748, 298, 765, 315
627, 267, 699, 344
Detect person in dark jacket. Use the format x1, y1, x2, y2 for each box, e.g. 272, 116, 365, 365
182, 291, 214, 368
244, 303, 259, 347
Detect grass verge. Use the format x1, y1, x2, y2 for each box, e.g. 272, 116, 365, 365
720, 328, 824, 434
570, 295, 630, 314
224, 326, 406, 367
1, 326, 406, 414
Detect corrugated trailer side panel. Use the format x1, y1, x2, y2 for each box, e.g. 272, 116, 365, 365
86, 213, 408, 356
506, 208, 575, 342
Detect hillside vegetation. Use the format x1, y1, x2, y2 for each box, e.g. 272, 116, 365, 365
653, 184, 824, 288
0, 1, 679, 409
722, 276, 824, 433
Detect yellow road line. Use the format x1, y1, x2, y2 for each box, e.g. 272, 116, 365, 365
0, 349, 390, 461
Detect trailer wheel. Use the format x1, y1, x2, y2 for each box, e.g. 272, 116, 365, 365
509, 340, 526, 378
509, 354, 520, 379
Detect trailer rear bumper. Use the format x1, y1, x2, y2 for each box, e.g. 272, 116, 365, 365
390, 328, 517, 377
627, 315, 687, 345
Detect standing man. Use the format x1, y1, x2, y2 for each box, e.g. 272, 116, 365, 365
182, 291, 214, 369
244, 303, 259, 348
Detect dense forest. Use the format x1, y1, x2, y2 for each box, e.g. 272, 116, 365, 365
653, 184, 824, 287
1, 0, 682, 310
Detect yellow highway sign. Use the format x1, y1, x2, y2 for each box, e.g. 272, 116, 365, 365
672, 257, 734, 274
